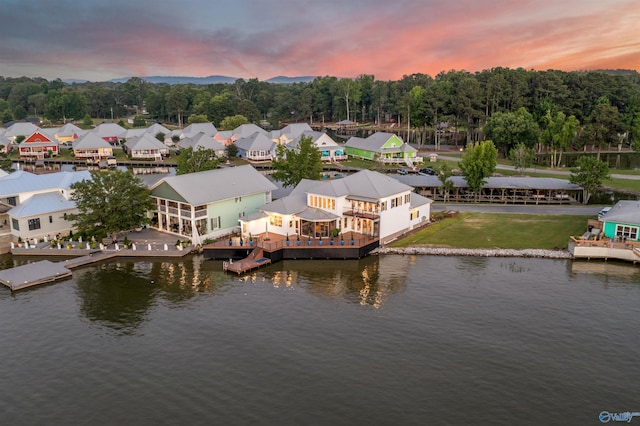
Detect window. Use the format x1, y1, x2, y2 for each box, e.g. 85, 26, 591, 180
28, 218, 41, 231
235, 197, 242, 203
270, 215, 282, 226
405, 194, 410, 204
380, 201, 387, 211
12, 218, 19, 230
49, 215, 53, 223
211, 216, 220, 230
7, 197, 16, 206
615, 224, 638, 240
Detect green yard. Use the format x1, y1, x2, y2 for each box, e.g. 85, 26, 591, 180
390, 213, 590, 250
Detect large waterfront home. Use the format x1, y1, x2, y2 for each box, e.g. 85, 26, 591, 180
240, 169, 432, 244
344, 132, 422, 167
0, 170, 91, 241
149, 165, 277, 244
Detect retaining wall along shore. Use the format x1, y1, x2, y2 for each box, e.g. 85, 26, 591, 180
374, 246, 573, 259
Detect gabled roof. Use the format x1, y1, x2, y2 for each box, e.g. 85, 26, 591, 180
23, 131, 56, 144
345, 132, 404, 152
145, 122, 171, 136
235, 132, 277, 151
4, 122, 40, 137
232, 124, 267, 139
0, 170, 91, 197
601, 200, 640, 225
74, 133, 113, 150
271, 123, 313, 140
150, 165, 277, 206
178, 132, 225, 151
304, 169, 411, 201
182, 122, 217, 138
124, 134, 167, 151
9, 192, 76, 218
287, 130, 340, 150
260, 193, 308, 215
91, 122, 127, 138
410, 192, 433, 209
56, 123, 82, 138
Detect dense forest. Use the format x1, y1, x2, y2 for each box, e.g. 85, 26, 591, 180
1, 68, 639, 155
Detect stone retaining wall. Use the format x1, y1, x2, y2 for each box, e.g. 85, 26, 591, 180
374, 246, 573, 259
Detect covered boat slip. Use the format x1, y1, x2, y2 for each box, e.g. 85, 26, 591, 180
0, 260, 72, 291
395, 175, 582, 204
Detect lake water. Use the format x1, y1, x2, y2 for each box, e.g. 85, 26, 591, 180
1, 254, 639, 425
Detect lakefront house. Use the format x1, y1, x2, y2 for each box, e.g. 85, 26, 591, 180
149, 165, 277, 245
240, 169, 432, 244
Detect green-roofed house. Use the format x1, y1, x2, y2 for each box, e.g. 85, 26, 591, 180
344, 132, 422, 167
149, 165, 277, 244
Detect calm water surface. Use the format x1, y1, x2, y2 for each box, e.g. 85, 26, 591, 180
1, 254, 639, 425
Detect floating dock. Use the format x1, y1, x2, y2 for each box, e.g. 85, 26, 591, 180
0, 260, 72, 291
222, 248, 272, 274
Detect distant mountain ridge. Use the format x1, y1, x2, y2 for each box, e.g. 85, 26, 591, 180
107, 75, 317, 85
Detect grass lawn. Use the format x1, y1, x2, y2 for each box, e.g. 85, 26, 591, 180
390, 212, 590, 250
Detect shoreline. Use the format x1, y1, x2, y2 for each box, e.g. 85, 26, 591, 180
374, 246, 573, 259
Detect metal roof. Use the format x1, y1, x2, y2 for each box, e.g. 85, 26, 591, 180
9, 192, 76, 217
410, 192, 433, 208
601, 200, 640, 225
394, 175, 581, 190
0, 170, 91, 197
151, 165, 277, 206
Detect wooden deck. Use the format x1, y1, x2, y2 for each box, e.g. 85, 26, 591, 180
222, 248, 272, 274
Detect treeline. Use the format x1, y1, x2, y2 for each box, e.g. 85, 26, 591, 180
1, 68, 639, 150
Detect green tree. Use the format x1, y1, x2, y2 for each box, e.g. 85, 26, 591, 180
225, 143, 239, 159
539, 110, 579, 167
68, 170, 154, 239
176, 147, 219, 175
569, 156, 610, 204
459, 140, 498, 196
508, 143, 536, 175
132, 115, 146, 127
271, 135, 322, 187
187, 114, 209, 125
483, 107, 539, 156
82, 114, 93, 127
0, 155, 12, 172
433, 161, 454, 201
219, 114, 249, 130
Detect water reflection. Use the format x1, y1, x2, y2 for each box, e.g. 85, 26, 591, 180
263, 256, 409, 308
74, 262, 159, 335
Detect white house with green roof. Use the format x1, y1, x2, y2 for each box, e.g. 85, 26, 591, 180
240, 169, 431, 243
344, 132, 422, 167
149, 165, 277, 244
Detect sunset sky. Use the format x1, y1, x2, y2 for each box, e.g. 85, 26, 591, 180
1, 0, 638, 82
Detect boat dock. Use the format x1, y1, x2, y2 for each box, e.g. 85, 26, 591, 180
222, 248, 272, 274
0, 260, 72, 291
